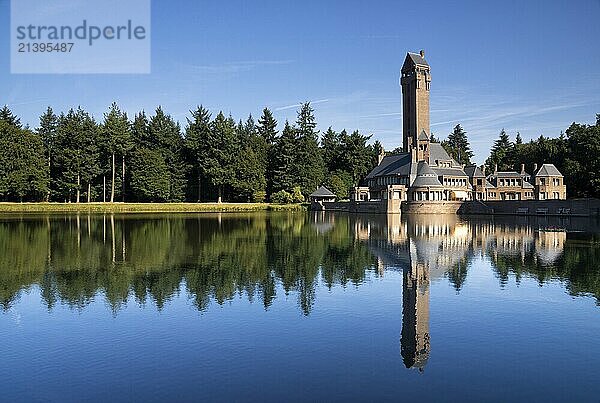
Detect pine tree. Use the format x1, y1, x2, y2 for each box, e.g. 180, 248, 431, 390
207, 112, 238, 202
148, 107, 186, 201
101, 103, 132, 202
485, 129, 513, 172
340, 130, 373, 185
272, 121, 297, 194
294, 103, 325, 196
0, 121, 48, 201
321, 127, 341, 172
443, 124, 473, 165
37, 107, 58, 201
185, 105, 214, 201
0, 106, 22, 128
54, 108, 99, 202
515, 132, 523, 145
129, 148, 170, 201
256, 108, 278, 197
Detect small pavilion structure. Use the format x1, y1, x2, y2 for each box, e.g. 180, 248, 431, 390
309, 186, 336, 204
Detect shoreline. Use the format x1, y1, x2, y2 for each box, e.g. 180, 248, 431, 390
0, 202, 306, 214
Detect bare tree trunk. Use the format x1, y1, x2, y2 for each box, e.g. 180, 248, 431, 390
87, 183, 91, 203
198, 174, 201, 203
110, 152, 115, 203
103, 176, 106, 203
218, 186, 222, 203
46, 154, 51, 202
122, 155, 126, 202
76, 174, 80, 203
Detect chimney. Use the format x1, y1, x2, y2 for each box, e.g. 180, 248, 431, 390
411, 146, 417, 163
521, 163, 525, 174
494, 164, 498, 175
419, 49, 425, 58
533, 163, 538, 173
482, 165, 486, 176
377, 148, 385, 165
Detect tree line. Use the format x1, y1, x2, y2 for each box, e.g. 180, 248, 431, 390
0, 103, 382, 203
430, 115, 600, 198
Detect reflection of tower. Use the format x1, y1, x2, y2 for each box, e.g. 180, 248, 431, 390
401, 240, 430, 371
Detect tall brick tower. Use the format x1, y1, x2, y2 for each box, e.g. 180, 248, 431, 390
400, 50, 431, 154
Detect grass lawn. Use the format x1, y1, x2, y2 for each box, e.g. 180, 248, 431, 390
0, 202, 307, 213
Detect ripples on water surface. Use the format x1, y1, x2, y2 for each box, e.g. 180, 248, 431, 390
1, 212, 599, 402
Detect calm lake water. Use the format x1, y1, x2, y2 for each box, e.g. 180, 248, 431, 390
1, 212, 599, 402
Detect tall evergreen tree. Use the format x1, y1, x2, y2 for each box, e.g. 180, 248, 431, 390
442, 124, 473, 165
184, 105, 214, 201
272, 121, 297, 194
485, 129, 513, 172
0, 106, 22, 128
208, 112, 238, 202
54, 108, 99, 202
340, 130, 373, 185
129, 148, 170, 202
321, 127, 341, 172
37, 107, 58, 201
101, 103, 132, 202
256, 108, 278, 197
0, 121, 48, 201
294, 103, 325, 196
148, 107, 186, 201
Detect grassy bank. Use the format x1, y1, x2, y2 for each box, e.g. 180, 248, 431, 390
0, 202, 307, 214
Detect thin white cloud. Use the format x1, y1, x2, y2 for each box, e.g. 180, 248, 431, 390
185, 60, 294, 75
274, 99, 329, 112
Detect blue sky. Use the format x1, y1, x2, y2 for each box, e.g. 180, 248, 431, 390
1, 0, 599, 163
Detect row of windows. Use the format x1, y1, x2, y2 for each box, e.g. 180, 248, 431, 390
498, 178, 522, 187
371, 176, 409, 186
487, 191, 534, 199
443, 177, 467, 187
539, 192, 562, 200
537, 178, 562, 186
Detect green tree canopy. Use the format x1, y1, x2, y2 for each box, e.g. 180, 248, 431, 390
442, 124, 473, 165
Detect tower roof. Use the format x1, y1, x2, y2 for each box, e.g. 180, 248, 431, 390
403, 51, 429, 69
418, 129, 429, 141
408, 52, 429, 66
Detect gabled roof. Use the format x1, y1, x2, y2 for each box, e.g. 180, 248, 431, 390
535, 164, 563, 177
407, 52, 429, 67
418, 129, 429, 141
485, 180, 495, 188
366, 152, 414, 179
464, 165, 484, 178
310, 186, 335, 197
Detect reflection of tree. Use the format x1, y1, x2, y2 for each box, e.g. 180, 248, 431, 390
445, 254, 473, 292
1, 213, 599, 314
0, 213, 376, 314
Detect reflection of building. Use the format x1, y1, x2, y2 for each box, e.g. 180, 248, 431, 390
344, 213, 571, 371
401, 244, 430, 371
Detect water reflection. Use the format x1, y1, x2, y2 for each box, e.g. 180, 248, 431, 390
1, 212, 599, 371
